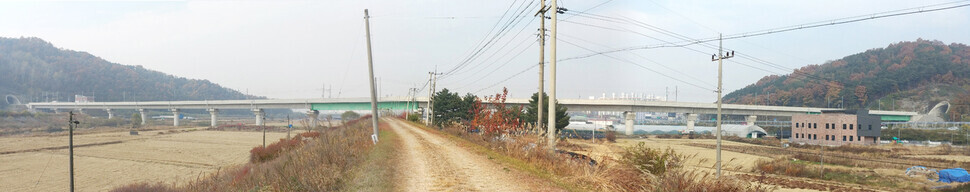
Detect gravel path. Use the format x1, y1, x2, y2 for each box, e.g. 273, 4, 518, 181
388, 119, 560, 191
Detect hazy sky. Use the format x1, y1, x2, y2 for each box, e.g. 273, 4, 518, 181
1, 0, 968, 102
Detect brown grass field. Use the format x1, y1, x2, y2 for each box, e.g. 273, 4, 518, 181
565, 136, 970, 191
0, 126, 292, 192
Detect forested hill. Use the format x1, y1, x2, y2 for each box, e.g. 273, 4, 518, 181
723, 39, 970, 110
0, 37, 261, 103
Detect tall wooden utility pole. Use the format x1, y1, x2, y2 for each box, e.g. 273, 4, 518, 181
711, 33, 734, 178
535, 0, 547, 134
68, 111, 79, 192
426, 73, 433, 125
546, 0, 558, 148
364, 9, 379, 142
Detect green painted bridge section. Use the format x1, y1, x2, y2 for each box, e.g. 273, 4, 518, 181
881, 115, 911, 122
310, 101, 417, 111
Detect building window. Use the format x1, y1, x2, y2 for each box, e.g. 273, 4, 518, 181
850, 124, 854, 130
813, 123, 817, 128
843, 135, 846, 141
850, 136, 854, 141
825, 124, 829, 129
843, 124, 846, 130
869, 125, 872, 130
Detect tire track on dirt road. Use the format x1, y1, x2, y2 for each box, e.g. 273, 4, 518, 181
388, 119, 561, 191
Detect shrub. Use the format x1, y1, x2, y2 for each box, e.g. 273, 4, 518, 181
620, 142, 682, 175
753, 158, 814, 178
406, 112, 421, 122
605, 130, 616, 142
341, 111, 360, 121
249, 132, 319, 163
110, 182, 177, 192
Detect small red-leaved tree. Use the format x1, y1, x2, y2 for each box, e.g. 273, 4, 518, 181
470, 88, 524, 134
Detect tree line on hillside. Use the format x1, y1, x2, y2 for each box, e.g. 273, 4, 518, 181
430, 88, 570, 134
0, 37, 261, 103
723, 39, 970, 112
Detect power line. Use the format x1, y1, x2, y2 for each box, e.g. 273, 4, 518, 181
443, 0, 524, 76
558, 36, 713, 91
442, 0, 537, 78
561, 1, 970, 62
559, 10, 886, 87
458, 0, 613, 94
473, 63, 539, 94
456, 40, 538, 91
447, 12, 539, 82
558, 32, 714, 87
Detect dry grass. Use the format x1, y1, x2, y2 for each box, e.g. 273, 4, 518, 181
110, 116, 386, 192
431, 124, 772, 192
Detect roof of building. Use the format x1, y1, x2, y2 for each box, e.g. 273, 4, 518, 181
719, 124, 768, 137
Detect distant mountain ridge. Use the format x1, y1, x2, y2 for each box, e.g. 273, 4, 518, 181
723, 39, 970, 112
0, 37, 261, 107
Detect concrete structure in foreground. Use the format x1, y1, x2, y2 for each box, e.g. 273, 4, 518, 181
792, 109, 882, 146
27, 97, 916, 135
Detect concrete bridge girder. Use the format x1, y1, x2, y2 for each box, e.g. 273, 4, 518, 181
26, 97, 917, 122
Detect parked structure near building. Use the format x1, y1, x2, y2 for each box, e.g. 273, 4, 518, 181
791, 109, 882, 146
720, 124, 768, 138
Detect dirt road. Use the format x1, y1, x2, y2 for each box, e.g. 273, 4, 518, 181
387, 119, 560, 191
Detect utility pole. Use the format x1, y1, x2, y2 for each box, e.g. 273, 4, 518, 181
426, 71, 441, 126
426, 73, 433, 125
428, 70, 440, 125
364, 9, 379, 141
286, 114, 291, 139
547, 0, 560, 149
68, 111, 79, 192
262, 115, 266, 148
711, 33, 734, 178
535, 0, 548, 134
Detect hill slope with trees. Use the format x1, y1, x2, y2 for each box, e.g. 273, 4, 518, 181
0, 37, 259, 107
723, 39, 970, 117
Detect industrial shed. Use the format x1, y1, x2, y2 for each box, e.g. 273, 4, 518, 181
718, 124, 768, 138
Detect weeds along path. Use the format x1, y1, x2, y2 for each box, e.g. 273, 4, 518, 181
387, 119, 555, 191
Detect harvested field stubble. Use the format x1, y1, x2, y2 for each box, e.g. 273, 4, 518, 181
112, 116, 380, 192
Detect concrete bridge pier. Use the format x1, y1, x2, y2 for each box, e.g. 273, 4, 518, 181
171, 109, 181, 127
686, 113, 698, 132
746, 115, 757, 125
307, 110, 319, 129
253, 109, 264, 126
138, 109, 147, 125
625, 111, 635, 135
106, 109, 113, 119
75, 108, 83, 114
208, 109, 218, 128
